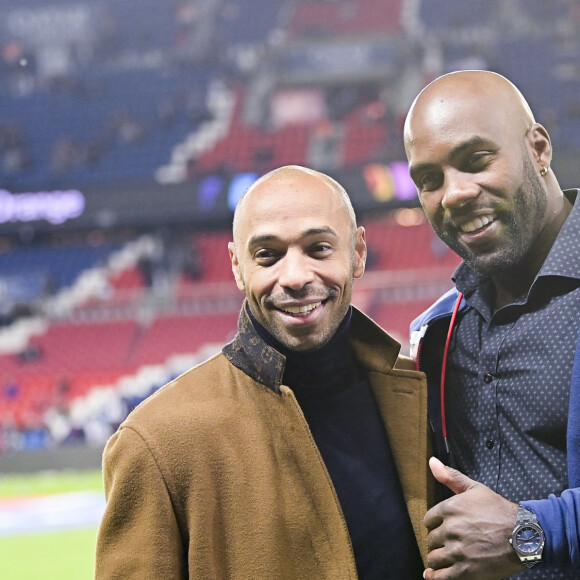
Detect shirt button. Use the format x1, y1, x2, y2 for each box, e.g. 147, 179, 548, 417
486, 439, 495, 449
483, 373, 493, 384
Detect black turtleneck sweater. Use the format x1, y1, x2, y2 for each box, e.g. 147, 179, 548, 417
249, 308, 423, 580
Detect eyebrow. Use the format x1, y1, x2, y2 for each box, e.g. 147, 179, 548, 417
409, 136, 489, 181
247, 227, 338, 248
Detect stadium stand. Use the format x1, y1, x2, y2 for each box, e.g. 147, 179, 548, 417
1, 0, 580, 454
288, 0, 403, 39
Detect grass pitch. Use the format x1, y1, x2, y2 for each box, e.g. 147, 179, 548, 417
0, 469, 103, 580
0, 468, 103, 497
0, 526, 99, 580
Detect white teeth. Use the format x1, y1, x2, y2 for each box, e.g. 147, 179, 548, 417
282, 302, 322, 315
461, 215, 494, 233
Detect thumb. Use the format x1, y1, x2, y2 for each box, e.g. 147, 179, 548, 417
429, 456, 478, 495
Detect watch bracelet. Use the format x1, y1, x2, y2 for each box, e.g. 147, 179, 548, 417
514, 506, 544, 568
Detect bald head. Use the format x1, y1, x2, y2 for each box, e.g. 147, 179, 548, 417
227, 164, 367, 351
404, 70, 536, 155
402, 69, 569, 294
232, 165, 357, 245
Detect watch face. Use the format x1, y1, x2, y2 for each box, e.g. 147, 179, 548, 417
514, 525, 543, 554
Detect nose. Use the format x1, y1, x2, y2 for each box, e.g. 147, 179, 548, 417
277, 249, 314, 291
441, 169, 480, 210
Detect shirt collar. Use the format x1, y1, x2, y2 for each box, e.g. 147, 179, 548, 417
537, 188, 580, 279
453, 188, 580, 297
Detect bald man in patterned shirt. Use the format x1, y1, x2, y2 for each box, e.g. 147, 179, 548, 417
406, 70, 580, 579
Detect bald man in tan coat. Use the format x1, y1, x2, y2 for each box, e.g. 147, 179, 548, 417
95, 166, 434, 579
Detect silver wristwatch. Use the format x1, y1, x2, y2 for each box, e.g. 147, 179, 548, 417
509, 505, 544, 568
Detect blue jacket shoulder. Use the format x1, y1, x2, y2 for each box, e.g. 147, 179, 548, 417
410, 288, 464, 333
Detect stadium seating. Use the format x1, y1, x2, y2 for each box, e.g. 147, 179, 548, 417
418, 0, 498, 31
131, 312, 238, 368
362, 217, 459, 271
2, 0, 580, 454
214, 0, 281, 46
289, 0, 403, 39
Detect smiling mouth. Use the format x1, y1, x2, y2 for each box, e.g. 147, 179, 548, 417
279, 301, 323, 316
460, 214, 496, 233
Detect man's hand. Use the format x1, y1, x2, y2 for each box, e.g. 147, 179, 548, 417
423, 457, 524, 580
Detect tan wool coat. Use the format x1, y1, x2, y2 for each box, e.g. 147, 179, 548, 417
95, 306, 434, 579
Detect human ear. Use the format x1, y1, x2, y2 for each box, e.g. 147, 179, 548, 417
353, 227, 367, 279
228, 242, 245, 291
527, 123, 552, 169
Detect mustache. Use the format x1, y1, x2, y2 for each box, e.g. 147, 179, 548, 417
265, 289, 337, 308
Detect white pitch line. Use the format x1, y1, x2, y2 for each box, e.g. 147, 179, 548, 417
0, 491, 105, 537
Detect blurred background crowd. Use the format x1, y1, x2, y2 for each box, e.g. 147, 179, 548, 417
1, 0, 579, 461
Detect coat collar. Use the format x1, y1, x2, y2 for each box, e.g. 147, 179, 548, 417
222, 301, 401, 393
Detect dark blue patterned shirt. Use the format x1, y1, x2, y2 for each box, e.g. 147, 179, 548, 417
446, 190, 580, 579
